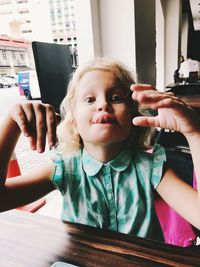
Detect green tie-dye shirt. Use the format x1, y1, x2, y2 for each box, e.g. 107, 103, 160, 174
51, 144, 166, 241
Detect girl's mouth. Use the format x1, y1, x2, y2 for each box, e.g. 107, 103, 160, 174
93, 114, 116, 124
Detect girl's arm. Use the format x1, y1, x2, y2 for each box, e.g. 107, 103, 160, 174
0, 162, 55, 212
159, 132, 200, 229
131, 84, 200, 229
156, 167, 200, 230
0, 102, 57, 211
185, 133, 200, 198
0, 112, 21, 181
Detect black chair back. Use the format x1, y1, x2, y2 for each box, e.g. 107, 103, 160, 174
32, 41, 73, 114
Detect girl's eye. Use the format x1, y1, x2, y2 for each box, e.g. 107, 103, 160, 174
85, 97, 95, 104
110, 94, 124, 103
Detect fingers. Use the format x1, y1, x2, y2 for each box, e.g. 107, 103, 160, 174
150, 97, 186, 111
45, 104, 57, 148
10, 103, 34, 137
130, 84, 155, 92
130, 84, 200, 134
10, 102, 57, 153
130, 84, 184, 110
34, 103, 47, 152
131, 84, 157, 109
132, 116, 160, 128
32, 103, 57, 152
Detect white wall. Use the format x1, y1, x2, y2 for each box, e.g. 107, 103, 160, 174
74, 0, 185, 88
74, 0, 101, 64
74, 0, 136, 72
156, 0, 165, 91
164, 0, 182, 85
99, 0, 136, 72
74, 0, 156, 84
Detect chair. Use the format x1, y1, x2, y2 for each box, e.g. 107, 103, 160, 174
7, 151, 46, 212
32, 41, 73, 114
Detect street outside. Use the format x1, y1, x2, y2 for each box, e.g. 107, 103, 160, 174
0, 86, 49, 175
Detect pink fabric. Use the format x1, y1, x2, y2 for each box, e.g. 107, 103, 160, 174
193, 172, 197, 190
154, 171, 197, 247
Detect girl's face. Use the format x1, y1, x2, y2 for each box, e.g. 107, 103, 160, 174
73, 70, 134, 148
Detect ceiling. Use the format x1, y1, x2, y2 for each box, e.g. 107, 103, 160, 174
189, 0, 200, 30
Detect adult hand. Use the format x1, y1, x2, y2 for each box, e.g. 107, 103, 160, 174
10, 102, 59, 152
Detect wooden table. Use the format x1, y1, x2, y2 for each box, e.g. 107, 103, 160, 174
0, 210, 200, 267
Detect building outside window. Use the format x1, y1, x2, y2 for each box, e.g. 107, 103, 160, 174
0, 0, 78, 74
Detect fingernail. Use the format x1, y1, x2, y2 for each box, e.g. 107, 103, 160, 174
31, 144, 36, 150
49, 141, 54, 147
37, 147, 43, 153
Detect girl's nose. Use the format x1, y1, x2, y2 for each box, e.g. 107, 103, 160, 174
97, 98, 112, 112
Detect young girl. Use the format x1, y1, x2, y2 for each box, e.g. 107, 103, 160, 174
1, 57, 200, 243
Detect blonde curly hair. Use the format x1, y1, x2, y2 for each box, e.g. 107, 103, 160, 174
56, 57, 152, 155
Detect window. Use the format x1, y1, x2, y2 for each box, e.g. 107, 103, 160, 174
22, 29, 32, 33
51, 12, 55, 20
12, 51, 16, 59
20, 53, 24, 61
19, 10, 29, 14
2, 50, 7, 60
16, 0, 28, 3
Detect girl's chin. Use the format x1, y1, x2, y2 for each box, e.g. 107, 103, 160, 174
93, 135, 127, 145
82, 127, 130, 145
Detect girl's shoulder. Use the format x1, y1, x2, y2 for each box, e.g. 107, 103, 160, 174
50, 148, 82, 164
134, 144, 166, 165
133, 144, 167, 188
50, 149, 83, 188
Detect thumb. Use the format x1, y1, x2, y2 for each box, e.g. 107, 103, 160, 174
132, 116, 159, 128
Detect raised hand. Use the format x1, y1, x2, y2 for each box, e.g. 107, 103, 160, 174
131, 84, 200, 138
9, 102, 58, 152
